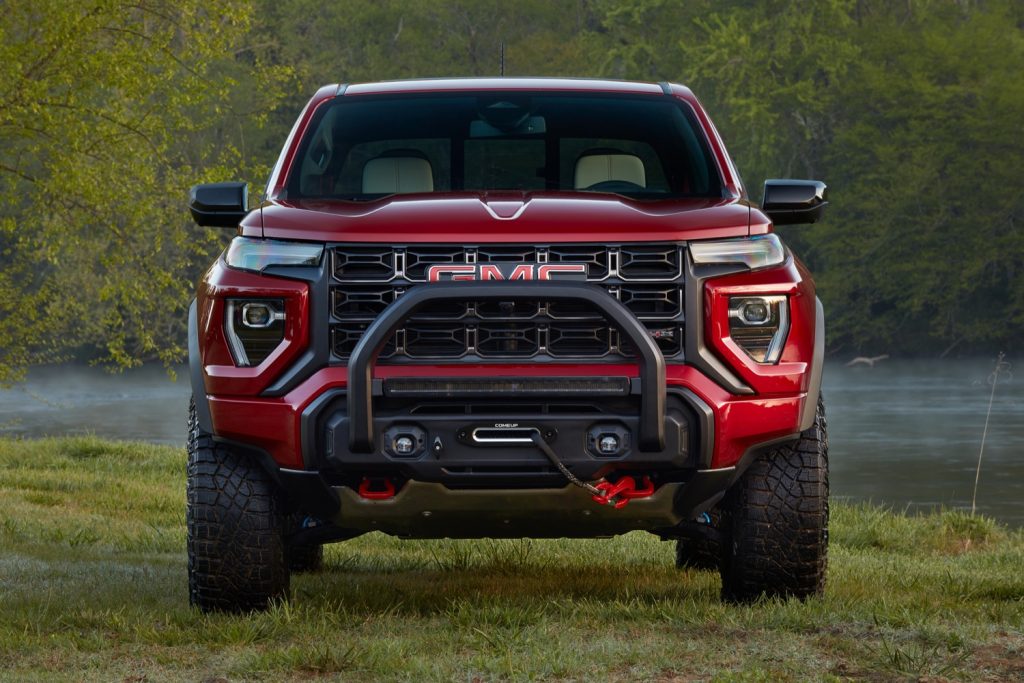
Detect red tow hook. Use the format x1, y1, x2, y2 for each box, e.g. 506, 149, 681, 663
592, 475, 656, 509
357, 477, 396, 500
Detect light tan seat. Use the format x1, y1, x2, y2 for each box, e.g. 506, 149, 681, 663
362, 154, 434, 194
574, 152, 646, 189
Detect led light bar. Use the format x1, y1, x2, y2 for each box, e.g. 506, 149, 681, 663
383, 376, 631, 398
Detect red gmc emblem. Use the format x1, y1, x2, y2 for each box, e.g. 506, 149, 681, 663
427, 262, 588, 282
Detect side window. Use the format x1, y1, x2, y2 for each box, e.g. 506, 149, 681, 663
559, 139, 669, 192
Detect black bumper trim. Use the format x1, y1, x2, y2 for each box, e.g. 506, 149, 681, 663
677, 388, 715, 469
673, 466, 734, 518
298, 386, 705, 489
278, 468, 342, 520
347, 281, 667, 453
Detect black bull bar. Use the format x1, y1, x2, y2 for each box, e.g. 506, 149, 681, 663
346, 281, 667, 453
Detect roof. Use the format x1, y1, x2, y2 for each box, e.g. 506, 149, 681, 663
341, 77, 693, 98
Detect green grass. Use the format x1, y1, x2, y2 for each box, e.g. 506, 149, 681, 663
0, 436, 1021, 682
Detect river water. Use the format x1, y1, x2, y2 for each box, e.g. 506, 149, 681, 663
1, 359, 1021, 525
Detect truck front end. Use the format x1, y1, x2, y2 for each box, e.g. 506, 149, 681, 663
186, 79, 829, 611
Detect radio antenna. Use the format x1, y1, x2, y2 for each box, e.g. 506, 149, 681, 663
500, 42, 505, 77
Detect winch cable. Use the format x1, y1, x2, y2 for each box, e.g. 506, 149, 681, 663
528, 432, 606, 499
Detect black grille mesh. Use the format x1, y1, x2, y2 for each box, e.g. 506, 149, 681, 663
329, 244, 684, 362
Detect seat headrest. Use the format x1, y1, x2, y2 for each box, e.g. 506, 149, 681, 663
574, 151, 646, 189
362, 152, 434, 194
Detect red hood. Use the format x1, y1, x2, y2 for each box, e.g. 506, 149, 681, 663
247, 192, 757, 243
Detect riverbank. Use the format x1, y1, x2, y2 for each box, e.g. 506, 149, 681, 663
5, 358, 1022, 526
1, 436, 1022, 681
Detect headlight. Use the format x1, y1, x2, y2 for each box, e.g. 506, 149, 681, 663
225, 299, 286, 367
689, 234, 785, 270
224, 236, 323, 272
728, 295, 789, 363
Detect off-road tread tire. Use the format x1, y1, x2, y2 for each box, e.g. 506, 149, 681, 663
288, 513, 324, 573
720, 397, 829, 602
675, 507, 722, 571
187, 399, 290, 612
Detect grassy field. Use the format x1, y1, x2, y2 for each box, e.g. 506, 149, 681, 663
0, 437, 1021, 682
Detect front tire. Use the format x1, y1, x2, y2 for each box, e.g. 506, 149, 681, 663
720, 398, 829, 602
187, 399, 290, 612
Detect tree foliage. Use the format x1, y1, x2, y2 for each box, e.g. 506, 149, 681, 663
1, 0, 1021, 379
586, 0, 1023, 354
0, 0, 291, 381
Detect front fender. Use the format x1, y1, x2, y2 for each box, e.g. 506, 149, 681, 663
189, 298, 214, 434
799, 297, 825, 432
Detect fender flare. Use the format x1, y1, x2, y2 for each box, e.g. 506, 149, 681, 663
188, 299, 214, 434
799, 297, 825, 432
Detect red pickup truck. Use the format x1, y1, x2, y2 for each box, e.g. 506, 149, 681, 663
186, 78, 829, 612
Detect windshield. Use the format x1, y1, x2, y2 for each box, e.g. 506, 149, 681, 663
287, 93, 723, 201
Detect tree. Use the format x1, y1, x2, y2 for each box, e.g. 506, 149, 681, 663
812, 0, 1024, 353
589, 0, 1024, 355
0, 0, 291, 382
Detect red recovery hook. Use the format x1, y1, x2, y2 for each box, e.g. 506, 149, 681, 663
525, 432, 657, 510
357, 477, 396, 500
592, 475, 656, 509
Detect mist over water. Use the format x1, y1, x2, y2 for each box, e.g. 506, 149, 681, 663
825, 358, 1023, 525
0, 364, 190, 445
2, 358, 1021, 525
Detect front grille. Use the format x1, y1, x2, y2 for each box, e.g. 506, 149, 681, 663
329, 244, 685, 362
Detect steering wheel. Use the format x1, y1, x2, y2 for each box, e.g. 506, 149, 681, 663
583, 180, 646, 193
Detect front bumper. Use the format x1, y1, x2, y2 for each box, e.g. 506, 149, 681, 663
206, 364, 807, 473
204, 362, 806, 537
192, 253, 821, 536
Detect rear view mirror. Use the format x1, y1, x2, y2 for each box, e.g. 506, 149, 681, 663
469, 115, 546, 138
189, 182, 248, 227
762, 179, 828, 225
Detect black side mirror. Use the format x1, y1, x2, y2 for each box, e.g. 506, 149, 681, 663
762, 179, 828, 225
189, 182, 249, 227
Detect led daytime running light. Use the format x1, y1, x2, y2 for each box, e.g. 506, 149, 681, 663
689, 234, 785, 270
225, 237, 323, 272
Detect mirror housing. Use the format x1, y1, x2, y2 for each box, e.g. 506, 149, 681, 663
762, 179, 828, 225
189, 182, 249, 227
